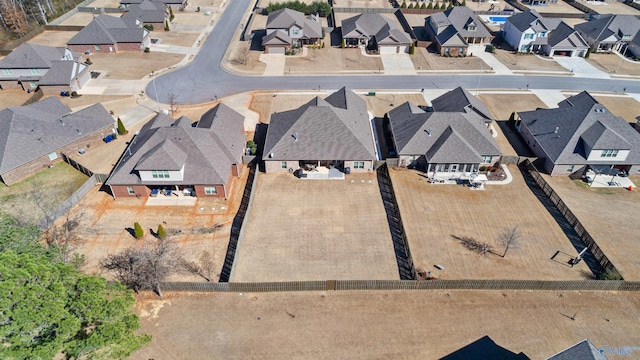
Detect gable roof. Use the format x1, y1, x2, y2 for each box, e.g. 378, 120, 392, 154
341, 13, 412, 45
0, 44, 68, 69
428, 6, 491, 43
107, 103, 245, 186
68, 14, 148, 45
263, 87, 376, 161
121, 0, 167, 24
546, 339, 607, 360
575, 14, 640, 43
38, 60, 88, 86
388, 101, 500, 161
546, 21, 589, 49
262, 29, 292, 46
265, 8, 322, 39
518, 91, 640, 165
0, 97, 114, 175
431, 87, 494, 121
507, 9, 553, 33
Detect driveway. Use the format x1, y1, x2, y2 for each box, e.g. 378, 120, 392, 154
380, 53, 416, 75
553, 57, 611, 79
468, 44, 513, 75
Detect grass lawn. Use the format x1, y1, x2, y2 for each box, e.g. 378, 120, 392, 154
0, 162, 88, 224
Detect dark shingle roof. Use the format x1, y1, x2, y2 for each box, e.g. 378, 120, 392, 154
0, 44, 67, 69
575, 14, 640, 43
518, 91, 640, 165
0, 97, 114, 175
68, 14, 148, 45
262, 30, 291, 46
107, 103, 245, 186
546, 339, 607, 360
428, 7, 491, 45
431, 87, 494, 121
388, 101, 500, 161
341, 13, 411, 45
263, 87, 376, 161
122, 0, 167, 24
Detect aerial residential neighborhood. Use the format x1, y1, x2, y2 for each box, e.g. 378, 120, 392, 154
1, 0, 640, 357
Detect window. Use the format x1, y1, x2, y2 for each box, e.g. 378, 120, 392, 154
127, 187, 135, 195
566, 165, 574, 173
151, 170, 170, 178
2, 69, 12, 75
622, 34, 631, 39
481, 155, 492, 164
292, 28, 299, 35
95, 45, 101, 50
29, 82, 37, 88
601, 149, 619, 158
204, 187, 217, 195
281, 161, 287, 169
520, 45, 528, 51
353, 161, 365, 169
467, 24, 476, 31
538, 32, 547, 37
524, 33, 534, 40
30, 68, 39, 75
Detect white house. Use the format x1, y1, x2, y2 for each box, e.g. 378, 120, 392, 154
504, 9, 588, 57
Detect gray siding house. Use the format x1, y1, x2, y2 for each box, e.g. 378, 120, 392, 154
0, 43, 89, 92
517, 91, 640, 175
262, 8, 322, 54
575, 14, 640, 53
341, 13, 412, 53
425, 7, 492, 56
67, 14, 151, 54
263, 87, 376, 177
388, 100, 501, 174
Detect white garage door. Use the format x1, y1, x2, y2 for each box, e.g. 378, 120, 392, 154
380, 46, 398, 54
267, 46, 285, 55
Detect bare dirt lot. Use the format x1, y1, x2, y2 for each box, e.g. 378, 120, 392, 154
542, 174, 640, 281
150, 30, 200, 47
390, 166, 593, 280
332, 0, 394, 8
232, 172, 399, 282
129, 289, 640, 360
285, 45, 385, 74
60, 12, 101, 26
363, 92, 427, 117
86, 52, 184, 79
492, 50, 569, 72
479, 93, 548, 121
586, 53, 640, 76
579, 0, 640, 15
0, 162, 88, 224
592, 95, 640, 123
56, 94, 133, 112
411, 47, 489, 71
71, 166, 250, 280
522, 1, 584, 14
0, 89, 33, 108
28, 31, 77, 47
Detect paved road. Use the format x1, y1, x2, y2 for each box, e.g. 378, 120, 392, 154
146, 0, 640, 105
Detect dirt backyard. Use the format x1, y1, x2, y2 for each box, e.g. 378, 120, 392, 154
389, 166, 594, 280
542, 174, 640, 281
231, 172, 399, 282
129, 289, 640, 360
69, 166, 250, 281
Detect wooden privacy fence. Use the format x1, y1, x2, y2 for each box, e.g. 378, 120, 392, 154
161, 280, 640, 293
522, 160, 619, 275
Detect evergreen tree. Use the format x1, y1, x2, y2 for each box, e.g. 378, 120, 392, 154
401, 0, 407, 7
133, 222, 144, 239
157, 224, 167, 240
117, 117, 127, 135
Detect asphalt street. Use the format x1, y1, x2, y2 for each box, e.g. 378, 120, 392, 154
146, 0, 640, 105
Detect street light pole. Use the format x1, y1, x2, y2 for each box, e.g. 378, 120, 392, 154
151, 75, 161, 113
614, 44, 628, 73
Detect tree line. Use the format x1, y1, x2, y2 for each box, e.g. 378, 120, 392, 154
264, 0, 331, 17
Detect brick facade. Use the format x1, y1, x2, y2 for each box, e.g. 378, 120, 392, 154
1, 123, 114, 185
68, 41, 145, 54
0, 80, 24, 90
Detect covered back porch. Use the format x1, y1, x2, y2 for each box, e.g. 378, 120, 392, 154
297, 160, 345, 180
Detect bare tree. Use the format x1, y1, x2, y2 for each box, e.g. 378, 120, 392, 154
167, 91, 178, 117
496, 226, 522, 258
452, 235, 493, 256
101, 238, 182, 297
235, 43, 250, 65
180, 250, 216, 282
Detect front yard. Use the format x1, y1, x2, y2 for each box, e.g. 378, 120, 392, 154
586, 53, 640, 76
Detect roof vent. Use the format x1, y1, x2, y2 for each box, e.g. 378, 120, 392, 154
424, 128, 432, 136
59, 119, 65, 126
292, 132, 298, 142
554, 127, 559, 134
269, 153, 275, 158
76, 129, 82, 135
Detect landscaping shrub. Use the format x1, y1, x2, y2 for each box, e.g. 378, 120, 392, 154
143, 24, 153, 31
169, 6, 175, 21
409, 43, 415, 55
144, 47, 150, 53
401, 0, 407, 8
117, 118, 128, 135
157, 224, 167, 240
426, 2, 433, 9
196, 6, 200, 11
165, 20, 170, 31
134, 222, 144, 239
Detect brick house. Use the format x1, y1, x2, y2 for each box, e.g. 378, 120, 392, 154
0, 97, 115, 185
121, 0, 169, 29
67, 14, 151, 54
262, 8, 322, 54
106, 103, 246, 198
341, 13, 412, 54
425, 7, 492, 56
